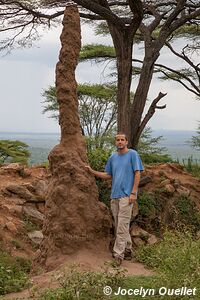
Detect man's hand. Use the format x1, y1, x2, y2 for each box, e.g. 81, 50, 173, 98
84, 165, 112, 179
129, 193, 137, 204
85, 165, 93, 174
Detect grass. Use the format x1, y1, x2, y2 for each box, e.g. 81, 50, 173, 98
175, 195, 200, 232
1, 230, 200, 299
31, 230, 200, 300
0, 251, 31, 295
137, 192, 157, 218
134, 230, 200, 299
182, 157, 200, 179
11, 239, 24, 250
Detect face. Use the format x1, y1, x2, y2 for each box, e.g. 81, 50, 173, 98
115, 134, 128, 150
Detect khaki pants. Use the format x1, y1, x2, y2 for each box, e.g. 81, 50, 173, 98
110, 197, 133, 259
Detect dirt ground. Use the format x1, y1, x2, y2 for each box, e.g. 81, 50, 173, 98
0, 248, 153, 300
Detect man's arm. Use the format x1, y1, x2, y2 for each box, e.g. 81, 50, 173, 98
129, 170, 141, 204
131, 170, 141, 194
85, 165, 112, 180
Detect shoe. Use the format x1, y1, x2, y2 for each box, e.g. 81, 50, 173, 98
113, 257, 122, 266
124, 249, 133, 261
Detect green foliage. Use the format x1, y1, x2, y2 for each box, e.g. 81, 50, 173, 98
158, 68, 197, 81
176, 195, 200, 231
182, 156, 200, 179
39, 263, 126, 300
172, 24, 200, 39
88, 148, 112, 206
88, 148, 111, 171
136, 230, 200, 292
34, 232, 200, 299
190, 122, 200, 151
94, 21, 110, 36
149, 24, 200, 42
42, 83, 117, 149
0, 251, 31, 295
0, 140, 30, 164
78, 83, 117, 99
11, 240, 24, 250
42, 86, 59, 120
85, 135, 115, 152
141, 153, 172, 164
137, 192, 157, 218
79, 44, 115, 61
138, 127, 172, 164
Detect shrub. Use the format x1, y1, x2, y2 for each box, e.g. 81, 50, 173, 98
38, 231, 200, 299
39, 263, 126, 300
136, 230, 200, 290
88, 148, 112, 206
0, 251, 31, 294
176, 195, 200, 232
137, 192, 157, 218
182, 157, 200, 179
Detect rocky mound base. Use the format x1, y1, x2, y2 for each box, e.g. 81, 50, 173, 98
0, 162, 200, 262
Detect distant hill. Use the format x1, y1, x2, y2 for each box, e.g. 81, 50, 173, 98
0, 131, 199, 165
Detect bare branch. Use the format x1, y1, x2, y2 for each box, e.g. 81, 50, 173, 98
138, 92, 167, 138
73, 0, 125, 28
79, 12, 103, 20
128, 0, 143, 33
132, 58, 200, 97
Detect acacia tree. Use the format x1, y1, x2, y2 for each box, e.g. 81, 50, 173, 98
43, 85, 172, 160
156, 42, 200, 99
1, 1, 200, 148
0, 140, 30, 164
42, 84, 117, 149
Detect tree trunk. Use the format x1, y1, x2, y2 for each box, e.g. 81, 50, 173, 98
130, 46, 160, 148
108, 24, 133, 139
37, 5, 111, 269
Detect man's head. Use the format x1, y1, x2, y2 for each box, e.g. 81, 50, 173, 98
115, 132, 128, 150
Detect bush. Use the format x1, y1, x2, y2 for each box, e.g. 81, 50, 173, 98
176, 195, 200, 231
182, 157, 200, 179
88, 148, 112, 206
136, 230, 200, 291
137, 192, 157, 218
37, 231, 200, 299
0, 251, 31, 294
39, 263, 126, 300
141, 153, 172, 164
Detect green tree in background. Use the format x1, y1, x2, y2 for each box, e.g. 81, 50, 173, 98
138, 127, 172, 164
42, 83, 118, 149
43, 85, 171, 162
0, 140, 30, 164
191, 122, 200, 150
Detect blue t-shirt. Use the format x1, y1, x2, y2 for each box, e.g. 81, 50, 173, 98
105, 149, 144, 199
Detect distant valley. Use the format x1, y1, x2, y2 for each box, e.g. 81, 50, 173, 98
0, 130, 199, 165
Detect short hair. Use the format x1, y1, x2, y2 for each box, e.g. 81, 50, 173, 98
115, 132, 128, 141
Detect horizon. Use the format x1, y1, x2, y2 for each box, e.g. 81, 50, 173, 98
0, 129, 197, 135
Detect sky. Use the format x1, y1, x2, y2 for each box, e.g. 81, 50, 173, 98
0, 21, 199, 133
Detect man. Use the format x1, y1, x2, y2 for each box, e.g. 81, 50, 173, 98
85, 133, 144, 265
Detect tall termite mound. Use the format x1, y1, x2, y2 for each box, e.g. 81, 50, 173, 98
38, 5, 111, 267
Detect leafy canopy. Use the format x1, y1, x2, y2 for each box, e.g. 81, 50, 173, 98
0, 140, 30, 164
191, 122, 200, 150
